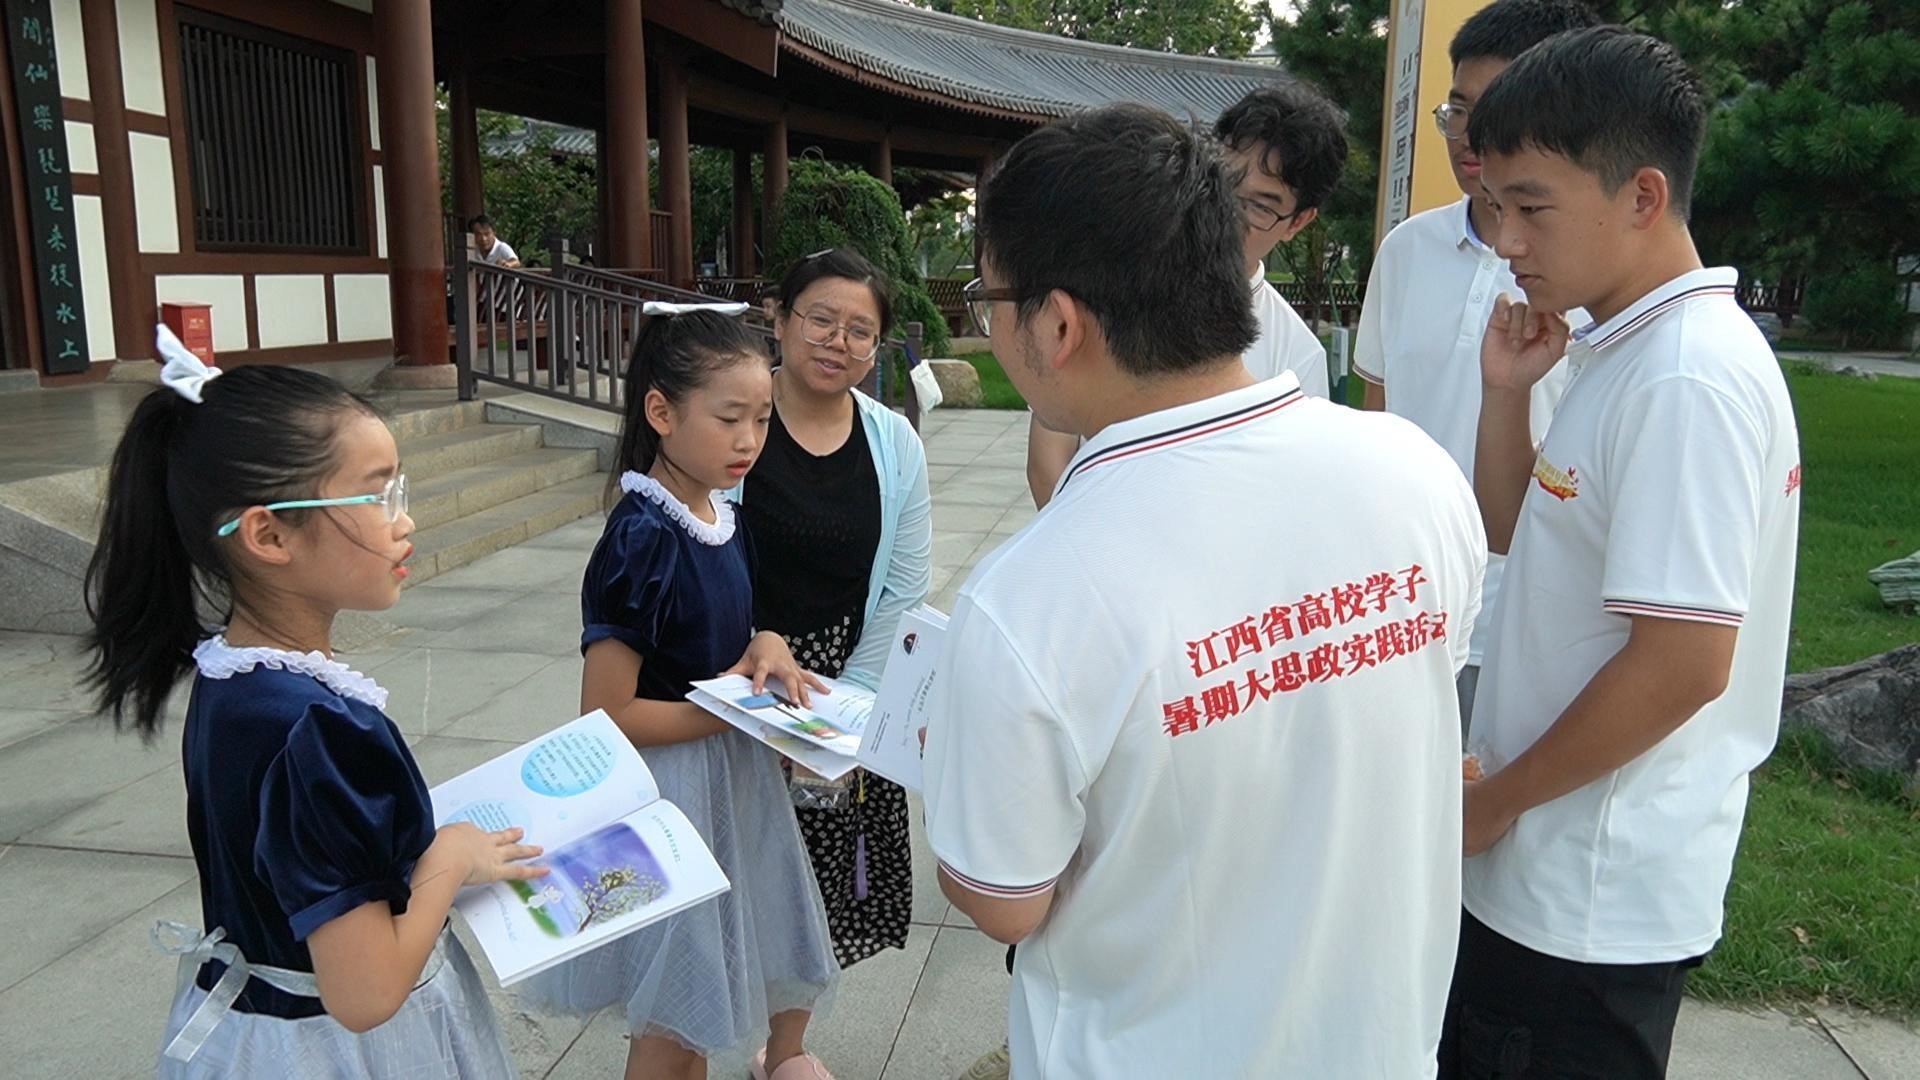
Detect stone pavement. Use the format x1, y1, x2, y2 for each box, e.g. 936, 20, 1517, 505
1779, 350, 1920, 380
0, 407, 1914, 1078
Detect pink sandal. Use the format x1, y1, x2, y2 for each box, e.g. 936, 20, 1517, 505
750, 1048, 835, 1080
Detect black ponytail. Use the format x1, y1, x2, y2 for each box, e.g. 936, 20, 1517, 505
613, 310, 770, 484
83, 366, 378, 739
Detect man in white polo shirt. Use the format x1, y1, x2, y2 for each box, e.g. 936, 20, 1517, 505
468, 214, 520, 267
1023, 83, 1344, 509
1442, 29, 1801, 1078
1356, 0, 1601, 726
928, 103, 1485, 1078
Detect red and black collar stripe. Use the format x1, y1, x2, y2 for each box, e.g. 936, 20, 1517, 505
1588, 283, 1737, 353
1057, 385, 1305, 495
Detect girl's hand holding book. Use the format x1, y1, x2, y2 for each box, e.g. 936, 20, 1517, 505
728, 631, 830, 708
434, 822, 550, 886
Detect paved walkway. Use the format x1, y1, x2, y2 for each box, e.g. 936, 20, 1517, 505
1779, 350, 1920, 380
0, 408, 1914, 1077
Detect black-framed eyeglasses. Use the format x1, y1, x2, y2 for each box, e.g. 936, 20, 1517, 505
1241, 197, 1304, 233
962, 277, 1021, 336
1433, 102, 1471, 141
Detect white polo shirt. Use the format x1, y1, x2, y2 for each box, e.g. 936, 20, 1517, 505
478, 238, 518, 265
1247, 269, 1330, 397
1355, 197, 1578, 665
925, 373, 1485, 1078
1464, 267, 1802, 965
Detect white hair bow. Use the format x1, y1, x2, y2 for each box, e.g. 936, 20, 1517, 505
642, 301, 749, 317
156, 324, 221, 404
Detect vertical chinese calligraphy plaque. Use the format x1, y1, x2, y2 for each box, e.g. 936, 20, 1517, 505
6, 0, 88, 374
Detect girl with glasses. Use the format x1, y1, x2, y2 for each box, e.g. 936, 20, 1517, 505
86, 329, 541, 1078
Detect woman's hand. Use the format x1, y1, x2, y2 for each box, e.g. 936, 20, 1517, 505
431, 822, 548, 886
727, 631, 830, 707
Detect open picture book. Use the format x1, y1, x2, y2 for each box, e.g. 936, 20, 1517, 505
429, 710, 730, 986
687, 674, 875, 781
685, 604, 949, 791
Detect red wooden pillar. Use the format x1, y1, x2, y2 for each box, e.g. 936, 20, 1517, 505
868, 134, 893, 184
762, 116, 789, 260
605, 0, 651, 269
731, 147, 755, 277
658, 49, 694, 287
448, 58, 484, 224
374, 0, 448, 365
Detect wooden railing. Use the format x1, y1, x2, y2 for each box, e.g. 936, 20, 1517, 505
453, 238, 775, 412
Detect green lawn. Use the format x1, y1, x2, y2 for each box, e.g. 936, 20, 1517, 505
958, 350, 1031, 410
1700, 364, 1920, 1015
1779, 364, 1920, 671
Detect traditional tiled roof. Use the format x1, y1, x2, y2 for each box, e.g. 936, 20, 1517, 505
777, 0, 1289, 122
486, 120, 598, 159
718, 0, 785, 23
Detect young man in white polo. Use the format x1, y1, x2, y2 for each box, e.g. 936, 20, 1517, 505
926, 102, 1486, 1079
1444, 28, 1801, 1078
1355, 0, 1601, 726
1023, 83, 1346, 509
468, 214, 520, 267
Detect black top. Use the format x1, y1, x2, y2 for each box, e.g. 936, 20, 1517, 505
743, 402, 882, 672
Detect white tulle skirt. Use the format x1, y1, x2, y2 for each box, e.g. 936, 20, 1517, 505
516, 728, 838, 1055
155, 930, 515, 1079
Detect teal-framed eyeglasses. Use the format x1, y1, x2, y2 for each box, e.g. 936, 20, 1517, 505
214, 473, 408, 538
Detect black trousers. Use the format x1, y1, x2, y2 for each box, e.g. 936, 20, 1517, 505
1439, 910, 1702, 1079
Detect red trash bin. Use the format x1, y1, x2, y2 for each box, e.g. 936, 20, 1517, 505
160, 302, 215, 365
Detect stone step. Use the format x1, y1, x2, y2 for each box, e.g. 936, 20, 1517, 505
405, 472, 605, 585
407, 446, 600, 531
396, 422, 544, 481
386, 399, 486, 443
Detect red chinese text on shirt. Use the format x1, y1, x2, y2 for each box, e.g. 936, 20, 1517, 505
1184, 564, 1429, 678
1163, 609, 1449, 738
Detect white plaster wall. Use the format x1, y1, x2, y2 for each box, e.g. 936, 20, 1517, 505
128, 131, 179, 253
373, 164, 387, 258
114, 0, 166, 115
365, 56, 380, 151
253, 276, 330, 349
333, 275, 391, 342
154, 275, 249, 352
52, 0, 89, 101
72, 195, 116, 362
64, 120, 96, 174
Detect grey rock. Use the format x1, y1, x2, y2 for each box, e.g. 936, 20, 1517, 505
927, 358, 984, 409
1835, 364, 1880, 381
1781, 644, 1920, 793
1749, 311, 1784, 345
1868, 550, 1920, 613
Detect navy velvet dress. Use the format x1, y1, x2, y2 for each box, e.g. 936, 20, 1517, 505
157, 639, 511, 1078
515, 472, 836, 1054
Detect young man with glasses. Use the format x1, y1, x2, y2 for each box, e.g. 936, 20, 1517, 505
931, 102, 1484, 1079
1020, 84, 1348, 510
1354, 0, 1600, 726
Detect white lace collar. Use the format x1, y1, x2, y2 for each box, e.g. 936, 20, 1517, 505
619, 470, 736, 546
192, 635, 390, 710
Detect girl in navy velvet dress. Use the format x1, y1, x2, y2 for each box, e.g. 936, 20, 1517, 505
84, 328, 547, 1078
516, 305, 839, 1080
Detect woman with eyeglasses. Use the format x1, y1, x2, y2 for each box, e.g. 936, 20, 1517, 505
734, 249, 933, 992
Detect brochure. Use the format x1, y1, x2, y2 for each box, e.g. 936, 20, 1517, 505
429, 710, 730, 985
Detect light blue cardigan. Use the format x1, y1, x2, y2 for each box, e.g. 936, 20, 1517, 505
732, 388, 933, 692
